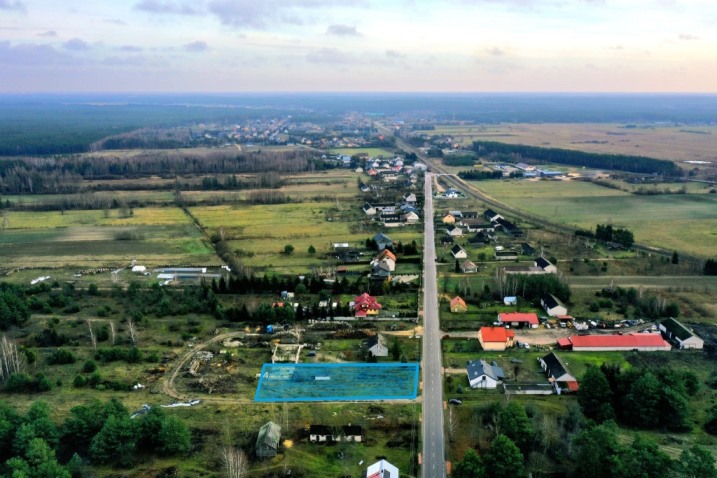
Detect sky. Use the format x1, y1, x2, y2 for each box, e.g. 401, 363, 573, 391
0, 0, 716, 93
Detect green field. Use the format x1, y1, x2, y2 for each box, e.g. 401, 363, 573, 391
328, 147, 396, 158
472, 179, 717, 257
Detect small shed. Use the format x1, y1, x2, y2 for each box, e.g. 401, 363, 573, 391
256, 421, 281, 458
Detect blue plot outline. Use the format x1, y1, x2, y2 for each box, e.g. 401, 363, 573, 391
254, 362, 420, 402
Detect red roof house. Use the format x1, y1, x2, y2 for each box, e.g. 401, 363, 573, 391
498, 312, 539, 328
449, 296, 468, 313
353, 293, 382, 317
560, 333, 671, 351
479, 326, 515, 351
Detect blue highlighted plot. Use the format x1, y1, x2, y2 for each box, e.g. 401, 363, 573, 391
254, 363, 420, 402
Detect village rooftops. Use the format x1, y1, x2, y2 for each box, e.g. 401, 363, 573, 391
480, 326, 515, 343
498, 312, 539, 326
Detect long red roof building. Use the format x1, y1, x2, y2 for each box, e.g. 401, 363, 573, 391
558, 333, 671, 351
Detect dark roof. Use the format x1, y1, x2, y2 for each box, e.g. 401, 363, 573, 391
535, 257, 552, 269
521, 243, 535, 255
367, 334, 386, 348
541, 352, 570, 380
257, 422, 281, 450
451, 244, 465, 254
467, 359, 505, 381
660, 317, 695, 341
469, 232, 488, 244
542, 294, 561, 310
373, 233, 393, 243
440, 236, 454, 244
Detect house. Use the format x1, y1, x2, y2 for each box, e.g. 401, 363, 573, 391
402, 211, 420, 223
659, 317, 704, 349
449, 296, 468, 313
443, 188, 462, 198
503, 296, 517, 306
498, 312, 539, 328
370, 261, 392, 279
460, 260, 478, 273
363, 203, 377, 216
353, 293, 382, 317
439, 236, 454, 246
367, 333, 389, 357
366, 459, 399, 478
309, 425, 363, 443
461, 219, 493, 232
557, 334, 671, 351
535, 257, 557, 273
256, 421, 281, 458
442, 213, 456, 224
521, 243, 536, 255
447, 225, 463, 237
373, 233, 394, 251
451, 245, 468, 259
468, 232, 490, 245
462, 211, 479, 219
403, 192, 417, 204
381, 214, 402, 226
484, 209, 503, 222
376, 249, 397, 263
541, 294, 568, 317
539, 352, 579, 394
467, 359, 505, 389
479, 326, 515, 351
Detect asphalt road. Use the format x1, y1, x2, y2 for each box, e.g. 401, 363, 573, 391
422, 172, 446, 478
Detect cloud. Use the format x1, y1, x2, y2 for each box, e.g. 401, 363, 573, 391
326, 24, 361, 36
0, 0, 25, 12
63, 38, 90, 51
486, 47, 504, 56
119, 45, 144, 52
134, 0, 202, 15
385, 49, 405, 59
306, 47, 352, 64
0, 41, 72, 66
678, 33, 699, 40
37, 30, 57, 37
184, 40, 209, 52
104, 18, 127, 25
207, 0, 364, 29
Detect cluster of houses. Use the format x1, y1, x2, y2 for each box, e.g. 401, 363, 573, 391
363, 193, 421, 227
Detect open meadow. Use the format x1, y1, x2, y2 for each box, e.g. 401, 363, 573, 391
416, 123, 717, 165
472, 179, 717, 257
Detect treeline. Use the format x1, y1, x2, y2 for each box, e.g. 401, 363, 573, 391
0, 149, 322, 194
495, 272, 571, 303
594, 286, 680, 318
443, 156, 477, 167
0, 399, 190, 474
457, 170, 502, 180
89, 127, 193, 151
0, 284, 31, 330
579, 362, 698, 431
471, 140, 682, 176
576, 224, 635, 248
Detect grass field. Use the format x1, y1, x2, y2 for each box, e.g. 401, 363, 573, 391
0, 206, 218, 268
328, 147, 396, 158
414, 123, 717, 165
472, 179, 717, 257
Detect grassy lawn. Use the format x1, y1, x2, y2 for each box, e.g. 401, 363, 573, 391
328, 147, 396, 158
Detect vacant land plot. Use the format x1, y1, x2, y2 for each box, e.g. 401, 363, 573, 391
474, 179, 717, 257
255, 363, 419, 402
416, 123, 717, 164
328, 147, 396, 158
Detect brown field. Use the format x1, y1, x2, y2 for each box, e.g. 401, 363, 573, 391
426, 123, 717, 165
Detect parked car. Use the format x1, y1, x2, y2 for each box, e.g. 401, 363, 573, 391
449, 399, 462, 405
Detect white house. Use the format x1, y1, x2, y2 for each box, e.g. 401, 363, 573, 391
367, 334, 388, 357
467, 359, 505, 389
541, 294, 568, 317
535, 257, 558, 273
451, 245, 467, 259
366, 459, 399, 478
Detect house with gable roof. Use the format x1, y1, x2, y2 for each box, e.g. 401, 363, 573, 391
353, 293, 382, 317
449, 296, 468, 313
256, 421, 281, 458
467, 359, 505, 389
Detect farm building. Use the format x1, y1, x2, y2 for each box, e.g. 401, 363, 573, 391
534, 257, 557, 273
451, 245, 467, 259
450, 296, 468, 313
366, 459, 399, 478
309, 425, 363, 443
484, 209, 503, 222
478, 326, 515, 351
659, 318, 704, 349
467, 359, 505, 389
353, 293, 382, 317
498, 312, 539, 328
541, 294, 568, 317
538, 352, 579, 394
494, 250, 519, 261
367, 334, 389, 357
557, 334, 671, 352
256, 421, 281, 458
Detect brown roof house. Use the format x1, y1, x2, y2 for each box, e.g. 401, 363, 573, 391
256, 421, 281, 458
450, 296, 468, 313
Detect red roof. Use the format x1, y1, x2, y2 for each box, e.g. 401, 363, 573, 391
557, 315, 574, 321
450, 296, 466, 309
480, 326, 515, 343
567, 334, 670, 349
557, 338, 573, 348
353, 293, 382, 311
499, 312, 539, 325
566, 381, 580, 392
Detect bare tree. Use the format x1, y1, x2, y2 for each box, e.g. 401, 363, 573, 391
110, 321, 116, 345
0, 336, 24, 382
128, 318, 137, 345
222, 446, 249, 478
87, 320, 97, 349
